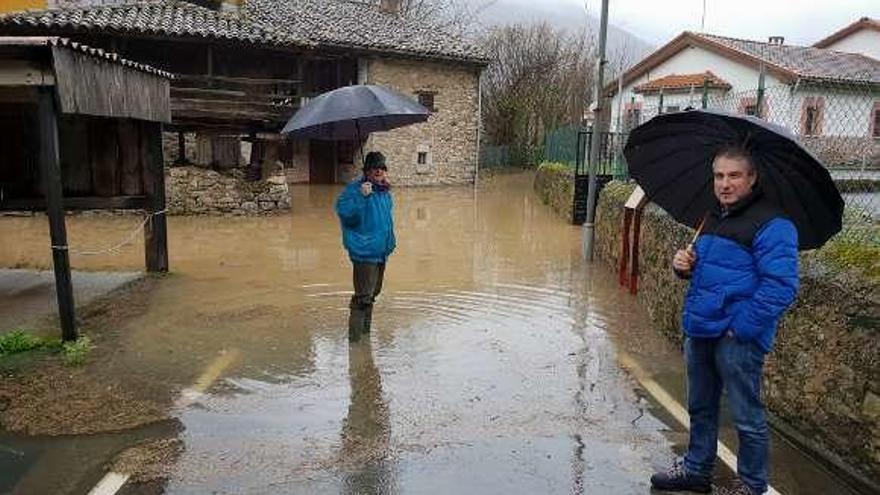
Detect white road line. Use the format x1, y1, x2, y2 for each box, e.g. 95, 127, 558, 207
86, 349, 241, 495
618, 352, 782, 495
86, 472, 130, 495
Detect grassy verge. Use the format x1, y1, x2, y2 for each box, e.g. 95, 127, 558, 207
0, 330, 93, 367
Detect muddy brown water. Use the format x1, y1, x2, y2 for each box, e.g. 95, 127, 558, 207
0, 174, 861, 494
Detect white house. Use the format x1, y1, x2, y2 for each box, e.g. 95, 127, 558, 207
813, 17, 880, 61
606, 20, 880, 167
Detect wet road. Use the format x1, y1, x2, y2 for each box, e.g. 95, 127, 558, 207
0, 174, 861, 494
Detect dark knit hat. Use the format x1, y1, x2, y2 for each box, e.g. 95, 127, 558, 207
363, 151, 387, 171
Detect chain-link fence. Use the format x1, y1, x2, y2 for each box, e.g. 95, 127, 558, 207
546, 81, 879, 244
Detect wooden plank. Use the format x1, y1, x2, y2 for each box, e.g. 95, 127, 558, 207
37, 87, 77, 342
0, 195, 149, 211
142, 122, 168, 273
174, 74, 303, 86
51, 45, 171, 123
118, 120, 143, 196
90, 119, 119, 197
58, 116, 92, 195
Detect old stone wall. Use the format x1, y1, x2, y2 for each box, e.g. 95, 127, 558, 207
366, 58, 480, 186
533, 163, 574, 221
165, 166, 290, 215
591, 181, 880, 481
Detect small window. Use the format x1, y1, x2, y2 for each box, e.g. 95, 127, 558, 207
416, 91, 436, 112
800, 97, 824, 136
665, 105, 681, 113
804, 107, 819, 135
624, 108, 641, 132
873, 104, 880, 138
415, 145, 431, 173
744, 104, 758, 116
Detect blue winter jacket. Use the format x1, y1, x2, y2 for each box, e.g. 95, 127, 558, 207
335, 179, 396, 264
681, 193, 799, 353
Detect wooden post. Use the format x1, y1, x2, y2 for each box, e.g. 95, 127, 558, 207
619, 208, 632, 287
38, 88, 77, 341
629, 209, 643, 294
143, 121, 169, 273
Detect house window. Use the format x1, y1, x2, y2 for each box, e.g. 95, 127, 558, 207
872, 102, 880, 138
416, 91, 436, 112
800, 97, 825, 136
744, 103, 758, 116
415, 144, 431, 173
624, 102, 642, 132
665, 105, 681, 113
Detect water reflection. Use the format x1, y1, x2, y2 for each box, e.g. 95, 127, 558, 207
341, 339, 396, 495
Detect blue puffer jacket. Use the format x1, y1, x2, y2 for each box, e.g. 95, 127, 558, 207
335, 179, 396, 264
682, 194, 799, 353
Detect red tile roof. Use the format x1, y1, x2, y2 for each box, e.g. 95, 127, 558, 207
634, 71, 731, 93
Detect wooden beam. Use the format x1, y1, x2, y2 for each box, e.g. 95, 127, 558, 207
143, 122, 168, 273
171, 98, 294, 125
0, 195, 149, 211
37, 87, 77, 342
174, 74, 304, 87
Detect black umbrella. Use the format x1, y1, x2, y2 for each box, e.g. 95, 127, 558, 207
281, 84, 430, 140
624, 109, 843, 250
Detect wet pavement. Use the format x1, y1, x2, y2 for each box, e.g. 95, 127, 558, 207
0, 269, 141, 335
0, 174, 864, 494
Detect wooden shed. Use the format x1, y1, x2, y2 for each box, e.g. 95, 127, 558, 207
0, 36, 172, 341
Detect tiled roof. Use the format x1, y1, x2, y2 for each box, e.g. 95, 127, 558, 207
0, 0, 488, 63
814, 17, 880, 48
0, 0, 308, 47
697, 33, 880, 84
243, 0, 488, 63
634, 71, 731, 93
0, 36, 173, 78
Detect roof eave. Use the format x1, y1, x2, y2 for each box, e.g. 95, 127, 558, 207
604, 32, 798, 97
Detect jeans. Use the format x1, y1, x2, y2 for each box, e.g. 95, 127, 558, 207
684, 334, 769, 494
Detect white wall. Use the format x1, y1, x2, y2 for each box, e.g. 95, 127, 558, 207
608, 44, 786, 132
824, 28, 880, 60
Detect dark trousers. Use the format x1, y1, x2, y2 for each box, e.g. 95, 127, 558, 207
349, 262, 385, 341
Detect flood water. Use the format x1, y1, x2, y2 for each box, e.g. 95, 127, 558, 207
0, 174, 862, 494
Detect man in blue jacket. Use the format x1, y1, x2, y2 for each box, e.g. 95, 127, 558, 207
335, 151, 396, 342
650, 145, 799, 495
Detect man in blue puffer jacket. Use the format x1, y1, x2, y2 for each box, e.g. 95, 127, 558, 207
336, 151, 396, 342
650, 145, 799, 495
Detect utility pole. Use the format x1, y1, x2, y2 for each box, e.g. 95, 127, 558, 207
583, 0, 610, 261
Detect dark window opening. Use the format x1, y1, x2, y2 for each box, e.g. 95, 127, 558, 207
417, 151, 428, 165
873, 107, 880, 138
805, 106, 819, 135
744, 104, 758, 116
665, 105, 681, 113
417, 91, 436, 112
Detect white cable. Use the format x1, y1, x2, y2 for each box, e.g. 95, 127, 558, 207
51, 209, 167, 256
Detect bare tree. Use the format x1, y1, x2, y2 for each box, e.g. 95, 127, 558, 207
396, 0, 497, 36
481, 22, 596, 162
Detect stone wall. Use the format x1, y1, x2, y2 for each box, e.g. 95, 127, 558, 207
533, 163, 574, 222
165, 166, 290, 215
366, 58, 480, 186
592, 181, 880, 481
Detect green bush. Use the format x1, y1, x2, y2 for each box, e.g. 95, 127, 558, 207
61, 336, 93, 367
0, 331, 47, 356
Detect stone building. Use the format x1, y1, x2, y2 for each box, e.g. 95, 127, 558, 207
0, 0, 488, 187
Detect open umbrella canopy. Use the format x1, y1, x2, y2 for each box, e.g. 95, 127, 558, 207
624, 109, 844, 250
281, 84, 430, 140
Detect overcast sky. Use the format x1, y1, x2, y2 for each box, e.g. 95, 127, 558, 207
550, 0, 879, 46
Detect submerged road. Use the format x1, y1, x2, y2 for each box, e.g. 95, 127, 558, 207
0, 174, 861, 494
